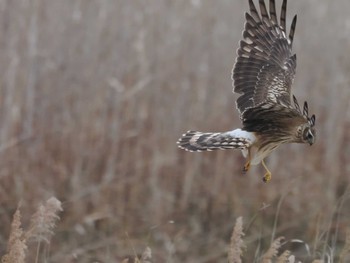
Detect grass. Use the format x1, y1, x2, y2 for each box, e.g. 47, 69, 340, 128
227, 217, 350, 263
1, 197, 62, 263
2, 211, 349, 262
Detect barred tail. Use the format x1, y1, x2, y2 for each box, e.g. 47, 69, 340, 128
177, 130, 252, 152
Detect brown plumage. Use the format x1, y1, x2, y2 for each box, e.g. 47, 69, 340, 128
177, 0, 316, 182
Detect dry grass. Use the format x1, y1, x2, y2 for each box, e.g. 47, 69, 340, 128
228, 216, 245, 263
261, 237, 285, 263
276, 250, 291, 263
1, 208, 27, 263
225, 217, 350, 262
0, 0, 349, 262
1, 208, 349, 262
228, 218, 323, 263
339, 228, 350, 263
1, 197, 62, 263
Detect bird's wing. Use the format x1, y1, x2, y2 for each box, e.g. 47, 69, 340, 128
232, 0, 297, 117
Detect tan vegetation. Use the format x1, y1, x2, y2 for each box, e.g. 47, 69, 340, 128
1, 197, 62, 263
228, 217, 245, 263
0, 0, 349, 262
227, 217, 350, 263
339, 229, 350, 263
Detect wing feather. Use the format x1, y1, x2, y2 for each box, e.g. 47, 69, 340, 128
232, 0, 297, 117
249, 0, 261, 22
280, 0, 287, 30
269, 0, 278, 25
259, 0, 271, 26
289, 15, 297, 46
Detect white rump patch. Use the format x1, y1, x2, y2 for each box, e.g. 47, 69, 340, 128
241, 148, 249, 158
226, 129, 256, 144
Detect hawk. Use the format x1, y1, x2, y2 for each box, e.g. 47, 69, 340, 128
177, 0, 316, 182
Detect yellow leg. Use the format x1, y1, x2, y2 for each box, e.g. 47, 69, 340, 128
242, 149, 251, 174
242, 161, 250, 174
261, 159, 272, 183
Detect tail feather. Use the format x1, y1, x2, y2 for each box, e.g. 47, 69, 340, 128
177, 130, 252, 152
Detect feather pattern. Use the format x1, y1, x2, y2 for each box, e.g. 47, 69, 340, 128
177, 130, 255, 152
232, 0, 297, 117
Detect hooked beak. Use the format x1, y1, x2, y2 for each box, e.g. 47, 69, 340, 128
308, 137, 315, 146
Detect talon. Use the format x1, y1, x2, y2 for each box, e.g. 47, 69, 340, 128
263, 172, 272, 183
242, 161, 250, 174
261, 159, 272, 183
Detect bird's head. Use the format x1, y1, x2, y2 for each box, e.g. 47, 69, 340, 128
300, 122, 316, 145
293, 96, 316, 145
295, 102, 316, 145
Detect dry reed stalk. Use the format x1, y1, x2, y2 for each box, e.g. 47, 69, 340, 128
311, 260, 324, 263
276, 250, 291, 263
1, 208, 27, 263
339, 228, 350, 263
261, 237, 285, 263
228, 216, 245, 263
133, 247, 152, 263
25, 197, 63, 243
141, 247, 152, 263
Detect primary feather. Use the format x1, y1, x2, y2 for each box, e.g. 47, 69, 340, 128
232, 0, 297, 116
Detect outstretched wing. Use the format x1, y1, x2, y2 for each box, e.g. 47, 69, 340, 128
232, 0, 297, 116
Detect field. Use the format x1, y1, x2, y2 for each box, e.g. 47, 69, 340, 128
0, 0, 349, 262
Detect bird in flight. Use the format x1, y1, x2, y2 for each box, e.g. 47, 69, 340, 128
177, 0, 316, 183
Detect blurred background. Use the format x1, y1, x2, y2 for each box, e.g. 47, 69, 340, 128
0, 0, 349, 262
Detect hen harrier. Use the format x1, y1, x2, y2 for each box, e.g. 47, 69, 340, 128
177, 0, 316, 182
